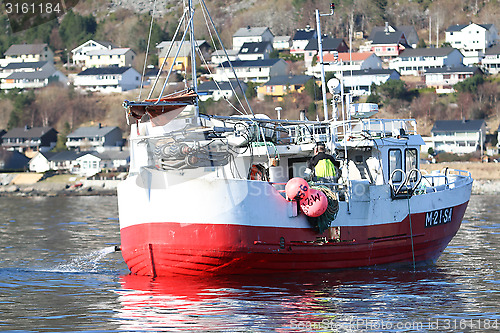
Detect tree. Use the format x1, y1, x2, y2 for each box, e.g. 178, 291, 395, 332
304, 79, 321, 101
245, 82, 258, 99
59, 10, 97, 49
454, 74, 484, 94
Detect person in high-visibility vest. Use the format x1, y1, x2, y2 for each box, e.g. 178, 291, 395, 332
306, 143, 340, 182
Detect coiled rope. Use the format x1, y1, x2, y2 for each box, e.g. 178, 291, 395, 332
307, 185, 339, 233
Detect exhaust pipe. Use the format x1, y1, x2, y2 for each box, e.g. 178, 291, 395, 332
114, 245, 121, 252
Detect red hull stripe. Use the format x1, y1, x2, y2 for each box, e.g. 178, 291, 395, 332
120, 202, 468, 276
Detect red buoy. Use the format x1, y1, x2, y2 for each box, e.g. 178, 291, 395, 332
300, 189, 328, 217
285, 177, 309, 201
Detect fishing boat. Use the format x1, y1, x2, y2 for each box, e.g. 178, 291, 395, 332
117, 1, 473, 276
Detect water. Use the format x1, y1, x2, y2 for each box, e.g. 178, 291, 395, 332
0, 195, 498, 332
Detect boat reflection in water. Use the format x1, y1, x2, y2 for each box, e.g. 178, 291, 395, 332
115, 268, 466, 332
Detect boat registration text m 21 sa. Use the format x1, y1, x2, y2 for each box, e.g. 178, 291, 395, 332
425, 208, 453, 228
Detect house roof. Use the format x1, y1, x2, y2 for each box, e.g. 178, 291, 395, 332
446, 24, 468, 32
0, 148, 29, 170
5, 68, 57, 80
67, 126, 121, 139
446, 23, 494, 32
431, 119, 485, 132
263, 75, 313, 86
304, 37, 346, 51
72, 40, 116, 53
347, 69, 399, 76
239, 42, 272, 54
398, 47, 458, 58
4, 43, 49, 56
218, 59, 284, 68
77, 67, 133, 76
86, 48, 134, 56
2, 61, 48, 70
48, 151, 97, 162
197, 80, 246, 92
292, 29, 317, 41
233, 27, 272, 38
156, 40, 208, 58
3, 126, 56, 139
371, 31, 406, 44
424, 66, 482, 74
485, 44, 500, 55
323, 52, 375, 62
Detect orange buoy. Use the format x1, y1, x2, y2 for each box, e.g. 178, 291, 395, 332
300, 189, 328, 217
285, 177, 309, 201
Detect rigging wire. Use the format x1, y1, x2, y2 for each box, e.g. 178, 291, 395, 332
138, 0, 158, 100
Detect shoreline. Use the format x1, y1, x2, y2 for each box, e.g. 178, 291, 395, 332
1, 177, 499, 198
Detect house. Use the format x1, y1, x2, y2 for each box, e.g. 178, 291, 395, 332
0, 61, 68, 90
97, 150, 130, 171
368, 23, 419, 48
342, 69, 401, 96
389, 48, 464, 76
71, 40, 116, 66
210, 49, 239, 65
273, 36, 291, 50
257, 75, 313, 101
66, 125, 123, 152
232, 27, 274, 50
1, 126, 57, 153
213, 59, 288, 83
74, 67, 141, 93
431, 119, 486, 154
3, 43, 54, 65
83, 48, 136, 68
360, 31, 410, 60
0, 148, 30, 171
445, 23, 498, 65
197, 80, 247, 101
156, 40, 211, 72
29, 150, 102, 176
290, 27, 317, 54
306, 52, 383, 77
482, 44, 500, 74
303, 37, 349, 67
424, 66, 483, 93
238, 42, 273, 61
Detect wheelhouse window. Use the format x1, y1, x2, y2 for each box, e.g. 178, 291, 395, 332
389, 149, 402, 182
405, 148, 418, 180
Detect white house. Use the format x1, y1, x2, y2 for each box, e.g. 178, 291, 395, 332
273, 36, 291, 50
0, 61, 67, 90
389, 48, 464, 76
29, 150, 101, 176
445, 23, 498, 65
482, 44, 500, 74
232, 27, 274, 50
342, 69, 401, 96
197, 80, 246, 101
431, 119, 486, 154
424, 66, 483, 94
306, 52, 382, 77
210, 49, 239, 65
290, 27, 317, 55
74, 67, 141, 93
82, 48, 136, 68
71, 40, 116, 66
66, 125, 123, 152
28, 152, 56, 173
238, 42, 273, 61
3, 43, 54, 65
213, 59, 288, 83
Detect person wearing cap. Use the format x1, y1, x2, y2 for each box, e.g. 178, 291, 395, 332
306, 143, 340, 182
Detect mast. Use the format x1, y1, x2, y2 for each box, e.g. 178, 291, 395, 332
315, 3, 335, 121
188, 0, 199, 118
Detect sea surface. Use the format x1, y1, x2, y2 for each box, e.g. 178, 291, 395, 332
0, 195, 498, 332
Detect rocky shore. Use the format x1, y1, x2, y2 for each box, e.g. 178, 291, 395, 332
0, 179, 119, 197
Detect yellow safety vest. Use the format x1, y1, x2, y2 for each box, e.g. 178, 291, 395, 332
315, 159, 336, 178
